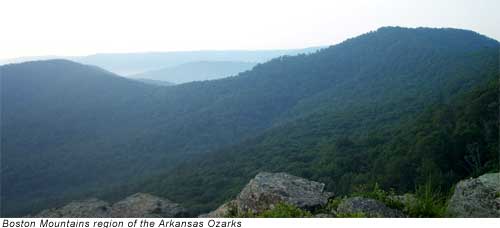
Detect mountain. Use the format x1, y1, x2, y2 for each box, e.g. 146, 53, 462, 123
1, 27, 498, 217
135, 78, 175, 86
30, 171, 500, 218
74, 47, 323, 75
130, 61, 257, 84
131, 75, 498, 214
1, 60, 169, 215
0, 48, 323, 76
0, 55, 61, 66
99, 27, 499, 213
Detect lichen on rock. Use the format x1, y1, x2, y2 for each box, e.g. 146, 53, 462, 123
33, 193, 185, 218
336, 196, 405, 218
202, 172, 333, 217
447, 172, 500, 217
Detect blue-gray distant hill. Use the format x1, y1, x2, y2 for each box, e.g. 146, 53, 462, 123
74, 47, 323, 75
131, 61, 257, 84
0, 47, 323, 76
135, 78, 175, 86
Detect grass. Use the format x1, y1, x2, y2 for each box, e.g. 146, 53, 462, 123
336, 212, 366, 218
257, 203, 312, 218
228, 202, 312, 218
404, 180, 447, 217
228, 179, 450, 218
352, 181, 448, 218
353, 183, 405, 211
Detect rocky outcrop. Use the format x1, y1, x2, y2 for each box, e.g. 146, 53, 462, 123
34, 199, 110, 218
199, 201, 238, 218
201, 172, 333, 217
447, 172, 500, 217
336, 197, 405, 218
314, 213, 334, 218
34, 193, 185, 218
109, 193, 186, 217
31, 172, 500, 218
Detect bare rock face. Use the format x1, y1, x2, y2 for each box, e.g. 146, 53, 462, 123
447, 172, 500, 217
336, 197, 405, 218
34, 199, 110, 218
110, 193, 185, 217
202, 172, 333, 217
33, 193, 185, 218
198, 201, 238, 218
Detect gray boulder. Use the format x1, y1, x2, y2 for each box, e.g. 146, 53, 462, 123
202, 172, 333, 217
33, 193, 185, 218
236, 172, 333, 214
199, 201, 238, 218
34, 198, 110, 218
447, 172, 500, 217
110, 193, 186, 217
336, 197, 405, 218
314, 213, 335, 218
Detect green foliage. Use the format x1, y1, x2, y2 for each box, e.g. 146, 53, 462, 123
228, 209, 255, 218
354, 183, 404, 211
318, 198, 344, 214
403, 180, 448, 218
336, 212, 366, 218
257, 203, 312, 218
146, 75, 497, 215
358, 179, 449, 217
224, 203, 312, 218
350, 180, 448, 217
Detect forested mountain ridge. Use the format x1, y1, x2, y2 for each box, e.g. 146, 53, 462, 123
128, 74, 498, 214
1, 27, 498, 216
98, 27, 499, 213
1, 60, 167, 215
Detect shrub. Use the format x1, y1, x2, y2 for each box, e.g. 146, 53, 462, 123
336, 212, 366, 218
257, 203, 312, 218
354, 183, 404, 210
324, 198, 343, 212
403, 180, 447, 217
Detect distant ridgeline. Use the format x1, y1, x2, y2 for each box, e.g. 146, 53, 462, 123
1, 27, 498, 216
130, 61, 258, 84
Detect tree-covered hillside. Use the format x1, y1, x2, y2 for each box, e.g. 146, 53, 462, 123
1, 27, 498, 216
129, 76, 498, 214
101, 27, 499, 214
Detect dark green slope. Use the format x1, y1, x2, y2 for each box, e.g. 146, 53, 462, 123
129, 73, 498, 215
149, 27, 498, 158
1, 60, 164, 215
105, 27, 499, 213
1, 27, 498, 216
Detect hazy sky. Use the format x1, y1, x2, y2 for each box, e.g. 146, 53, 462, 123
1, 0, 499, 60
